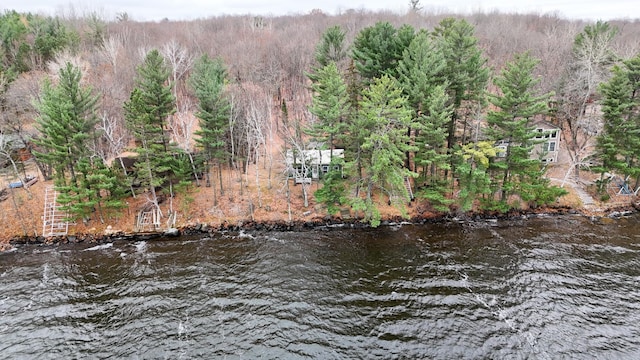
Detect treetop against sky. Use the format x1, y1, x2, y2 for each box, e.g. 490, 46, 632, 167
2, 0, 636, 22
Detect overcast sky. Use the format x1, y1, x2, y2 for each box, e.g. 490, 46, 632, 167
1, 0, 636, 22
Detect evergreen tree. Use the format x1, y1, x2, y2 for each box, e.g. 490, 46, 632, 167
349, 75, 416, 226
0, 12, 76, 80
56, 157, 126, 222
414, 86, 453, 211
34, 62, 98, 187
0, 10, 30, 78
595, 54, 640, 186
308, 62, 350, 155
313, 25, 347, 70
351, 22, 414, 83
432, 18, 488, 152
34, 62, 124, 222
455, 141, 497, 211
124, 49, 182, 213
189, 54, 230, 199
485, 52, 563, 208
314, 159, 347, 215
397, 31, 449, 173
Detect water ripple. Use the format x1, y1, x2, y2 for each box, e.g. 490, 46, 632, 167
2, 216, 640, 358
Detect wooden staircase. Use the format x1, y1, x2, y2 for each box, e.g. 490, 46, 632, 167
136, 208, 160, 232
404, 177, 414, 200
42, 187, 69, 237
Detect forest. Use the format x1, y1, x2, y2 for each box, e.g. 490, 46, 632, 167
1, 4, 640, 236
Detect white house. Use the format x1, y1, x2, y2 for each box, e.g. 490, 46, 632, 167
285, 149, 344, 184
531, 121, 561, 163
495, 120, 561, 163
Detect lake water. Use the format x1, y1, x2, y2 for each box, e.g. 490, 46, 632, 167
2, 214, 640, 359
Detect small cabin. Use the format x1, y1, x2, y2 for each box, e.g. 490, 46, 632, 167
285, 149, 344, 184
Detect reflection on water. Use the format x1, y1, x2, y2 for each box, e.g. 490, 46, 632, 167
2, 215, 640, 358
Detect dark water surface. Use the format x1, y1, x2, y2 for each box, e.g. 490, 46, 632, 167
2, 215, 640, 359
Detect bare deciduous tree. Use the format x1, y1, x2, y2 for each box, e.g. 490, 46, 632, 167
101, 34, 123, 74
557, 21, 618, 180
161, 39, 194, 105
169, 98, 200, 186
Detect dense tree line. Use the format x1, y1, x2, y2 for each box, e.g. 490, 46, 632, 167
1, 7, 639, 226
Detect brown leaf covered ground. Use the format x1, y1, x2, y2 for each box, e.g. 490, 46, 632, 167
0, 158, 405, 246
4, 155, 632, 252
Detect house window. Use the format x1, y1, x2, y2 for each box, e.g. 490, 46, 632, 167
544, 141, 556, 152
321, 165, 329, 173
550, 130, 558, 138
535, 128, 544, 139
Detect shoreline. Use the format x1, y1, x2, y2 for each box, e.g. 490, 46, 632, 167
3, 202, 639, 252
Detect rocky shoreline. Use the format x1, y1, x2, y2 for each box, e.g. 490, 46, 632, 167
3, 202, 639, 251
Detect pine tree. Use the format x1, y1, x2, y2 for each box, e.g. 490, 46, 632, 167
351, 22, 414, 83
124, 49, 181, 213
414, 86, 453, 211
397, 31, 449, 175
56, 157, 125, 222
34, 62, 98, 187
432, 18, 488, 152
455, 141, 497, 211
33, 62, 124, 222
596, 54, 640, 186
189, 54, 230, 200
308, 62, 350, 156
313, 25, 347, 71
486, 52, 562, 208
350, 75, 417, 226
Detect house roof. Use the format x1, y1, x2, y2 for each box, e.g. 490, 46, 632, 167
531, 119, 560, 130
285, 149, 344, 165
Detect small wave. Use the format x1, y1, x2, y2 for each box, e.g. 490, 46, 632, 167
83, 243, 113, 251
238, 230, 255, 239
266, 236, 286, 244
134, 241, 147, 252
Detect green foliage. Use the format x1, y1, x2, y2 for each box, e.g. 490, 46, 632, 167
85, 12, 107, 47
32, 62, 127, 222
308, 62, 350, 151
413, 85, 451, 180
351, 22, 414, 82
397, 31, 451, 192
30, 16, 77, 66
397, 31, 446, 110
455, 142, 496, 211
346, 75, 416, 223
34, 62, 99, 186
314, 165, 347, 215
596, 54, 640, 179
522, 179, 568, 208
124, 49, 184, 202
432, 17, 488, 151
56, 157, 126, 221
573, 21, 618, 62
349, 196, 381, 228
0, 11, 76, 80
418, 179, 453, 212
0, 10, 30, 78
485, 52, 554, 206
314, 25, 347, 69
189, 54, 231, 185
